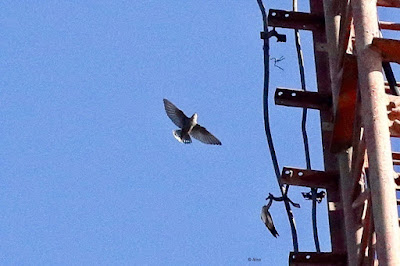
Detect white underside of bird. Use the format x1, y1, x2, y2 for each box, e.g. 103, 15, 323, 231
261, 204, 279, 237
163, 98, 221, 145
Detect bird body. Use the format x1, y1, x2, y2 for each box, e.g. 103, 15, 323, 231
261, 203, 279, 237
163, 99, 221, 145
173, 113, 198, 144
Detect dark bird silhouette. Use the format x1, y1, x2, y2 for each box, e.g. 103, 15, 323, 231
163, 99, 221, 145
261, 198, 279, 237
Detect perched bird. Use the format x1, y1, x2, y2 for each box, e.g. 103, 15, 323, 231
261, 198, 279, 238
163, 99, 221, 145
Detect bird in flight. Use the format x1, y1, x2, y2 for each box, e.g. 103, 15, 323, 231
261, 197, 279, 237
163, 99, 221, 145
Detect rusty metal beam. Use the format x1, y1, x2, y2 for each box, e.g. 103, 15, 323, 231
322, 0, 353, 260
289, 252, 347, 265
393, 152, 400, 165
274, 88, 332, 110
377, 0, 400, 7
336, 0, 353, 73
357, 200, 373, 265
330, 54, 358, 153
371, 38, 400, 64
350, 134, 366, 203
268, 9, 324, 31
352, 189, 370, 209
281, 167, 339, 189
393, 153, 400, 164
311, 0, 346, 253
379, 21, 400, 31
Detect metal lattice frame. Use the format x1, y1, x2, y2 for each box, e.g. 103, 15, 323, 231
268, 0, 400, 264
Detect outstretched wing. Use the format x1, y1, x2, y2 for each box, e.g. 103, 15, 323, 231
191, 124, 222, 145
163, 99, 188, 128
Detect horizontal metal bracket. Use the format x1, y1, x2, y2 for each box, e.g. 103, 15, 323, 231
268, 9, 324, 31
289, 252, 347, 265
281, 167, 339, 189
393, 152, 400, 165
377, 0, 400, 8
274, 88, 332, 110
371, 38, 400, 64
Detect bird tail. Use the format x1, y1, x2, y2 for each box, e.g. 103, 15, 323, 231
270, 228, 279, 238
173, 130, 191, 144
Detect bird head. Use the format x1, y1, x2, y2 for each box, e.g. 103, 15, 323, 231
191, 113, 198, 123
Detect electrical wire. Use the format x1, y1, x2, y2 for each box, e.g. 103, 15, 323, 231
378, 22, 399, 96
292, 0, 321, 252
256, 0, 299, 251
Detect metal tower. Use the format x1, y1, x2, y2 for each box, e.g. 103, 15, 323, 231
266, 0, 400, 264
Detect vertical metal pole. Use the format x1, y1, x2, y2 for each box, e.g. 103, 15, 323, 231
323, 1, 362, 264
351, 0, 400, 263
310, 0, 347, 254
338, 150, 363, 265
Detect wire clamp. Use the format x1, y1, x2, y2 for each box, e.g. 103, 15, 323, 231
260, 27, 287, 42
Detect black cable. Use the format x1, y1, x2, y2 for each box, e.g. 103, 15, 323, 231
378, 18, 399, 96
292, 2, 321, 252
256, 0, 299, 251
383, 62, 399, 96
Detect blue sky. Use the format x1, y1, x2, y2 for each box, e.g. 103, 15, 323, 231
0, 1, 397, 265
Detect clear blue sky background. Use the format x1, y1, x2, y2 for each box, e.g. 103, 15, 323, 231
0, 1, 397, 265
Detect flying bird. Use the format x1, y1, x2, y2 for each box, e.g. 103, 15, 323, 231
163, 99, 221, 145
261, 198, 279, 237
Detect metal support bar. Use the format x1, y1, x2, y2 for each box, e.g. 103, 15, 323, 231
352, 0, 400, 262
377, 0, 400, 7
281, 167, 339, 189
330, 54, 358, 153
289, 252, 347, 265
268, 9, 324, 31
323, 1, 362, 263
371, 38, 400, 64
352, 189, 370, 209
336, 0, 353, 72
380, 21, 400, 31
312, 0, 346, 253
274, 88, 332, 110
357, 200, 373, 265
392, 152, 400, 165
350, 135, 366, 203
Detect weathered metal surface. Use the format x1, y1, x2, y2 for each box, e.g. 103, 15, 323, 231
351, 189, 370, 209
392, 152, 400, 165
268, 9, 324, 31
350, 135, 366, 203
274, 88, 332, 110
281, 167, 339, 189
387, 95, 400, 137
371, 37, 400, 64
336, 1, 354, 72
379, 21, 400, 31
311, 0, 346, 253
289, 252, 347, 265
352, 0, 400, 262
377, 0, 400, 7
329, 90, 400, 148
330, 54, 358, 153
357, 200, 373, 265
384, 82, 400, 94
